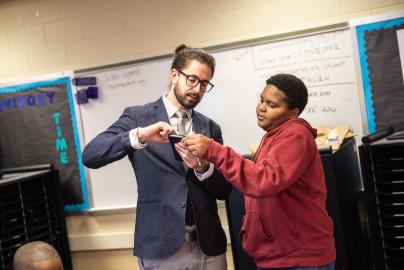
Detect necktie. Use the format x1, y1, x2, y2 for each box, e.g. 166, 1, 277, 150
175, 110, 188, 135
175, 110, 194, 225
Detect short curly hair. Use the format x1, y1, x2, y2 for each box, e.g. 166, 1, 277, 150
266, 74, 308, 115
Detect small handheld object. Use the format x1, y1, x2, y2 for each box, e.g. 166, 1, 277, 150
168, 134, 185, 161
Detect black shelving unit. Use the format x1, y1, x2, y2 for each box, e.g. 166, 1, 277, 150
322, 139, 369, 270
359, 131, 404, 270
0, 164, 72, 270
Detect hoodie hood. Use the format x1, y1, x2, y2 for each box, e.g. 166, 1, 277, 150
265, 118, 317, 139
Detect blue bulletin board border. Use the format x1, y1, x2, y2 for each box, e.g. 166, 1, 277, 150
356, 17, 404, 133
0, 77, 90, 211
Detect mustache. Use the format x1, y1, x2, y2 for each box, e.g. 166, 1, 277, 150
186, 92, 200, 101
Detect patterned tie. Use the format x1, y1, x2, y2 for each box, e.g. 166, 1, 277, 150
175, 110, 188, 135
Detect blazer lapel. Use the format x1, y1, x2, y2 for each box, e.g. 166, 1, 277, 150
192, 111, 209, 136
152, 98, 186, 171
153, 97, 170, 123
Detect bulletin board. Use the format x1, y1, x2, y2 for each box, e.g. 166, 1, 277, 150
354, 14, 404, 133
0, 77, 89, 211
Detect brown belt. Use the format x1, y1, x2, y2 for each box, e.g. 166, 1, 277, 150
185, 230, 197, 242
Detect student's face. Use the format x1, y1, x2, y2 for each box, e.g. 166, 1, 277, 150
32, 258, 63, 270
256, 84, 298, 132
170, 60, 212, 110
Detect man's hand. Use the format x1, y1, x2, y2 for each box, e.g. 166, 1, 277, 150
175, 142, 199, 168
175, 142, 209, 171
138, 122, 176, 143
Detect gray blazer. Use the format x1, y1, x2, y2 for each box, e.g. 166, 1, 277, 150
82, 97, 232, 259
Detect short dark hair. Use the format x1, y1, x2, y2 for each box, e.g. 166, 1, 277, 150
266, 74, 308, 115
171, 44, 216, 76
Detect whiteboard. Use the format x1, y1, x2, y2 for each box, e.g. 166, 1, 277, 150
77, 28, 363, 210
78, 59, 171, 209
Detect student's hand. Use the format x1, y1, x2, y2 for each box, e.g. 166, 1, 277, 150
138, 122, 176, 143
182, 133, 211, 158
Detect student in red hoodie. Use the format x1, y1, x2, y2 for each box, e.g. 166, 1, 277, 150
176, 73, 336, 270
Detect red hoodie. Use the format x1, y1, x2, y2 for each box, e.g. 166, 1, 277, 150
203, 118, 335, 268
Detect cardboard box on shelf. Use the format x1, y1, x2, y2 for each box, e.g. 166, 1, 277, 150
316, 124, 354, 151
248, 144, 259, 155
248, 124, 355, 155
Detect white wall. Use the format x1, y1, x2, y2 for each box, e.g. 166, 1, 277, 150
0, 0, 403, 82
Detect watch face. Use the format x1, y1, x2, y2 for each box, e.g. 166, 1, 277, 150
196, 163, 210, 174
202, 164, 210, 172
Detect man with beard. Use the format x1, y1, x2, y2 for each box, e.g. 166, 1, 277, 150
82, 44, 232, 270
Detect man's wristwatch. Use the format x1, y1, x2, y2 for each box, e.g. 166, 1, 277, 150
196, 163, 210, 174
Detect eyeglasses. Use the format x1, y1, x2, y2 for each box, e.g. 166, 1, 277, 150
177, 70, 214, 92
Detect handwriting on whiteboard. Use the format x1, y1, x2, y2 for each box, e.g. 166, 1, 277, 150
248, 30, 358, 125
305, 105, 337, 113
234, 48, 250, 61
258, 58, 353, 87
102, 68, 146, 90
253, 30, 352, 69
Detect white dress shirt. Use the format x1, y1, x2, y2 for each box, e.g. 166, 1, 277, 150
129, 94, 214, 180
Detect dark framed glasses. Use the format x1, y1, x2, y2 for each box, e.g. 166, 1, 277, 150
177, 70, 214, 92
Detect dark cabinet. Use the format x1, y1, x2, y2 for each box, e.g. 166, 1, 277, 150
321, 139, 368, 270
0, 164, 72, 270
359, 132, 404, 270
